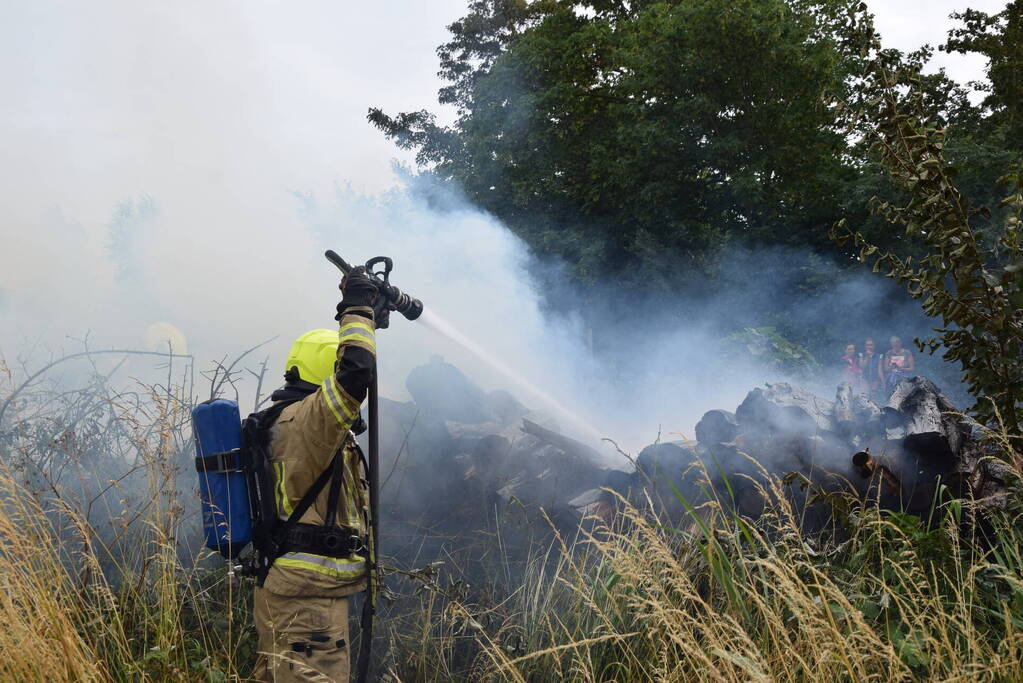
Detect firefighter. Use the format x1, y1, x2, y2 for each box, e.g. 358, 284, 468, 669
252, 266, 379, 682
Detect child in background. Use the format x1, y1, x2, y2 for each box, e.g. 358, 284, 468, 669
840, 343, 863, 391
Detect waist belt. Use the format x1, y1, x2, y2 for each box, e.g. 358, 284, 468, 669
279, 522, 367, 559
195, 448, 248, 473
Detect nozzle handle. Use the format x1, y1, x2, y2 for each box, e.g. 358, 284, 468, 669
325, 250, 353, 275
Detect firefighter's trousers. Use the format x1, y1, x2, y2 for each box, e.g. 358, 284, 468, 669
253, 586, 351, 682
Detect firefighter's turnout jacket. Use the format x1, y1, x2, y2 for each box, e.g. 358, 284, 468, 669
263, 307, 375, 597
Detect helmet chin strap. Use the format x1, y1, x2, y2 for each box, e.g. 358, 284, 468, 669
270, 369, 319, 403
284, 365, 319, 387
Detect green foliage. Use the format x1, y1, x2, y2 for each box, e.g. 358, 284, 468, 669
936, 1, 1023, 251
722, 326, 821, 378
370, 0, 859, 295
944, 0, 1023, 145
830, 4, 1023, 436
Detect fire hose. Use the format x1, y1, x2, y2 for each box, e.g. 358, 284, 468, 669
324, 250, 423, 683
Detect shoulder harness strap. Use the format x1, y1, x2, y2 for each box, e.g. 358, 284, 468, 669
244, 398, 365, 583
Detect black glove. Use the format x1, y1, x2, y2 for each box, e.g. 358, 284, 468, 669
335, 266, 378, 321
373, 302, 391, 330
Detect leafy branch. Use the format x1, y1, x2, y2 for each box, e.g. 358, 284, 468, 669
830, 3, 1023, 436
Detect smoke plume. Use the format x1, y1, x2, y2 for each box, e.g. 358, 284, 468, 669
1, 0, 961, 466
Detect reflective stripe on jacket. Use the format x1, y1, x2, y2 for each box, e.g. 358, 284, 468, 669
262, 308, 375, 598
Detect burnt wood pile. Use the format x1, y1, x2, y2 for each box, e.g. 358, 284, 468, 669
614, 376, 1013, 525
375, 360, 1012, 561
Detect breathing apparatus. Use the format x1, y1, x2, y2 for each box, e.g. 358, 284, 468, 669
191, 249, 423, 683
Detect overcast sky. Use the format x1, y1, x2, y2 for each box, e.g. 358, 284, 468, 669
0, 1, 1007, 213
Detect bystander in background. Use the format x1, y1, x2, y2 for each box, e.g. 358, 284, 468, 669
882, 335, 915, 395
859, 337, 883, 400
840, 343, 863, 391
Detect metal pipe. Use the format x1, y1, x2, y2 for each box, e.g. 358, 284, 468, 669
355, 372, 379, 683
852, 450, 902, 497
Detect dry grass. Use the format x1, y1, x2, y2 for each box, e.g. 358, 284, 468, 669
0, 467, 105, 681
388, 466, 1023, 682
2, 353, 1022, 682
0, 353, 255, 682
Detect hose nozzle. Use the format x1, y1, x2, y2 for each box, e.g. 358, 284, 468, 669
325, 249, 424, 322
383, 286, 424, 320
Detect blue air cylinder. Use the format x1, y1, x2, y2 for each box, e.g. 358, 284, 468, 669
192, 399, 252, 559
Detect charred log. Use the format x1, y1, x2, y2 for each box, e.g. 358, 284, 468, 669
885, 376, 968, 462
695, 410, 738, 446
736, 383, 836, 436
521, 418, 605, 463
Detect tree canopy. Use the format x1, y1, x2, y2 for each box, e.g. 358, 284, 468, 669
371, 0, 866, 292
370, 0, 1021, 335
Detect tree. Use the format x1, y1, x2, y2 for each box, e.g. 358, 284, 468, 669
370, 0, 860, 297
937, 0, 1023, 245
944, 0, 1023, 146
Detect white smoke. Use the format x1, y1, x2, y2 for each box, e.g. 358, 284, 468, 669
0, 0, 978, 463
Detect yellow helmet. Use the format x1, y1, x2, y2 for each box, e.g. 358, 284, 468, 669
284, 329, 339, 384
